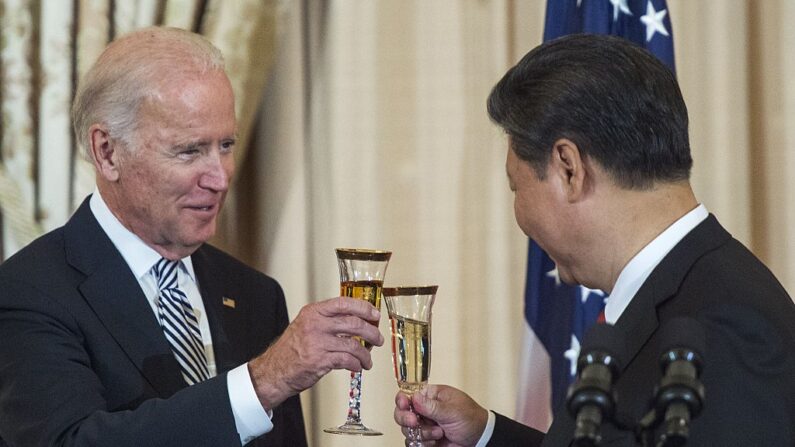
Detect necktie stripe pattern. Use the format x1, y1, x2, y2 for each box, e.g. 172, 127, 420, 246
153, 258, 210, 385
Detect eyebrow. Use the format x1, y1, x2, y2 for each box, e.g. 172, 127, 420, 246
172, 141, 208, 152
171, 133, 238, 151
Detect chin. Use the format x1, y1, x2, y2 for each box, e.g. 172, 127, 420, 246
559, 273, 578, 286
555, 265, 579, 286
183, 229, 216, 248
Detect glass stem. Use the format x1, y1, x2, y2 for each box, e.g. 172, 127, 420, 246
345, 370, 363, 424
407, 401, 422, 446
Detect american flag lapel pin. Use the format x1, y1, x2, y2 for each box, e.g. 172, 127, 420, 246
222, 296, 236, 309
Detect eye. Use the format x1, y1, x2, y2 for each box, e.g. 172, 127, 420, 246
177, 148, 200, 159
221, 139, 236, 153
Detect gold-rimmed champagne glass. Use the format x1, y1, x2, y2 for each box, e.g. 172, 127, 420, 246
324, 248, 391, 436
383, 285, 438, 446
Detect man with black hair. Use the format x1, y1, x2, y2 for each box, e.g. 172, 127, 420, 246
394, 34, 795, 446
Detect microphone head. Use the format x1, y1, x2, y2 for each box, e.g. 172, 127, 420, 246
658, 316, 706, 371
577, 323, 628, 374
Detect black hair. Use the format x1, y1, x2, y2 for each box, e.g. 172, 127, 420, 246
487, 34, 691, 189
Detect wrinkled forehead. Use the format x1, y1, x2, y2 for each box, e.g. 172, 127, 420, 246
136, 71, 237, 134
149, 67, 233, 105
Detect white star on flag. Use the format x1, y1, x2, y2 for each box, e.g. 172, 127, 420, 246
564, 334, 581, 377
640, 0, 670, 42
546, 266, 562, 286
609, 0, 632, 22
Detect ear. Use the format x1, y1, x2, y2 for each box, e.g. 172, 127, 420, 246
550, 138, 589, 203
89, 124, 121, 182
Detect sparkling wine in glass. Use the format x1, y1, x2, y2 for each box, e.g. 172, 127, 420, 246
324, 248, 391, 436
383, 285, 438, 446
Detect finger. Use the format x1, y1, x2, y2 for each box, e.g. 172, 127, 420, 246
421, 425, 445, 441
420, 384, 442, 400
394, 406, 420, 427
323, 350, 373, 372
395, 390, 412, 409
317, 296, 381, 322
411, 389, 438, 419
331, 315, 384, 347
325, 336, 374, 370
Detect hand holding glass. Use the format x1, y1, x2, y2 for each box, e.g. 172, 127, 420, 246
383, 285, 438, 446
324, 248, 391, 436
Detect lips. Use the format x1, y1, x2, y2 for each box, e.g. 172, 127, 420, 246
185, 203, 218, 216
183, 194, 226, 218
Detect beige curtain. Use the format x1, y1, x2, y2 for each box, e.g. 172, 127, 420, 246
3, 1, 794, 446
246, 1, 795, 445
0, 0, 279, 257
671, 0, 795, 291
245, 2, 533, 444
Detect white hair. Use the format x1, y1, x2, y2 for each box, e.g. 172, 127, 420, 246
72, 27, 226, 158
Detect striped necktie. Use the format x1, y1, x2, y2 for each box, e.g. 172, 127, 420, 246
152, 258, 210, 385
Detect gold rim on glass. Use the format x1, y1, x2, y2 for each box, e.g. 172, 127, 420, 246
382, 285, 438, 296
335, 248, 392, 261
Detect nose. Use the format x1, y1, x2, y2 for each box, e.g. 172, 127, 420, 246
199, 150, 233, 192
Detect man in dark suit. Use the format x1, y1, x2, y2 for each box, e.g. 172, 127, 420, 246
394, 34, 795, 446
0, 27, 383, 446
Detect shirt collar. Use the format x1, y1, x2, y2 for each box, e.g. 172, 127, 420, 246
604, 204, 709, 323
89, 189, 197, 282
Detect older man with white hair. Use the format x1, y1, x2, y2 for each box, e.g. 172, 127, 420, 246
0, 27, 383, 447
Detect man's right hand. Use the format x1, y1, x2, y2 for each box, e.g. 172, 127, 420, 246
247, 296, 384, 410
394, 384, 489, 447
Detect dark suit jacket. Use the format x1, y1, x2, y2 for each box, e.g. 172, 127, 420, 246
0, 199, 308, 447
489, 215, 795, 446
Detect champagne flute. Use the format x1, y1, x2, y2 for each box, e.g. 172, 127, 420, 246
324, 248, 391, 436
383, 285, 438, 446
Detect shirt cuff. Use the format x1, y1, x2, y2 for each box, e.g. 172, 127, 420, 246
228, 363, 273, 445
474, 410, 496, 447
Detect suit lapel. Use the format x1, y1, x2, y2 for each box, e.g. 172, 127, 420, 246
545, 216, 733, 445
65, 198, 186, 397
613, 215, 731, 371
191, 247, 237, 374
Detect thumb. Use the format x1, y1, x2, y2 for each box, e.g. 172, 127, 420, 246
412, 387, 442, 420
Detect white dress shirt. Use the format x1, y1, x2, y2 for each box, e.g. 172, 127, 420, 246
603, 204, 708, 324
89, 190, 272, 445
476, 204, 709, 446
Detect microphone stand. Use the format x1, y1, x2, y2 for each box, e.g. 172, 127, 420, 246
568, 354, 617, 446
566, 324, 627, 447
637, 318, 706, 447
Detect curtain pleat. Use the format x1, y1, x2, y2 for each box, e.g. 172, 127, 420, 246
38, 2, 74, 231
162, 0, 201, 31
72, 0, 109, 211
0, 0, 42, 255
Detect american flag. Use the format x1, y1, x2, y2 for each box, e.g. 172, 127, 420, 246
516, 0, 676, 430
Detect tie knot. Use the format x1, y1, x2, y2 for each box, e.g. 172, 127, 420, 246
153, 258, 180, 291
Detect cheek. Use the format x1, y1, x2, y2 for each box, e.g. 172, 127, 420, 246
122, 168, 157, 201
221, 153, 235, 177
513, 194, 532, 234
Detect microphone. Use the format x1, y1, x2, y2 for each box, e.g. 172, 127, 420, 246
566, 323, 627, 447
653, 317, 706, 447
